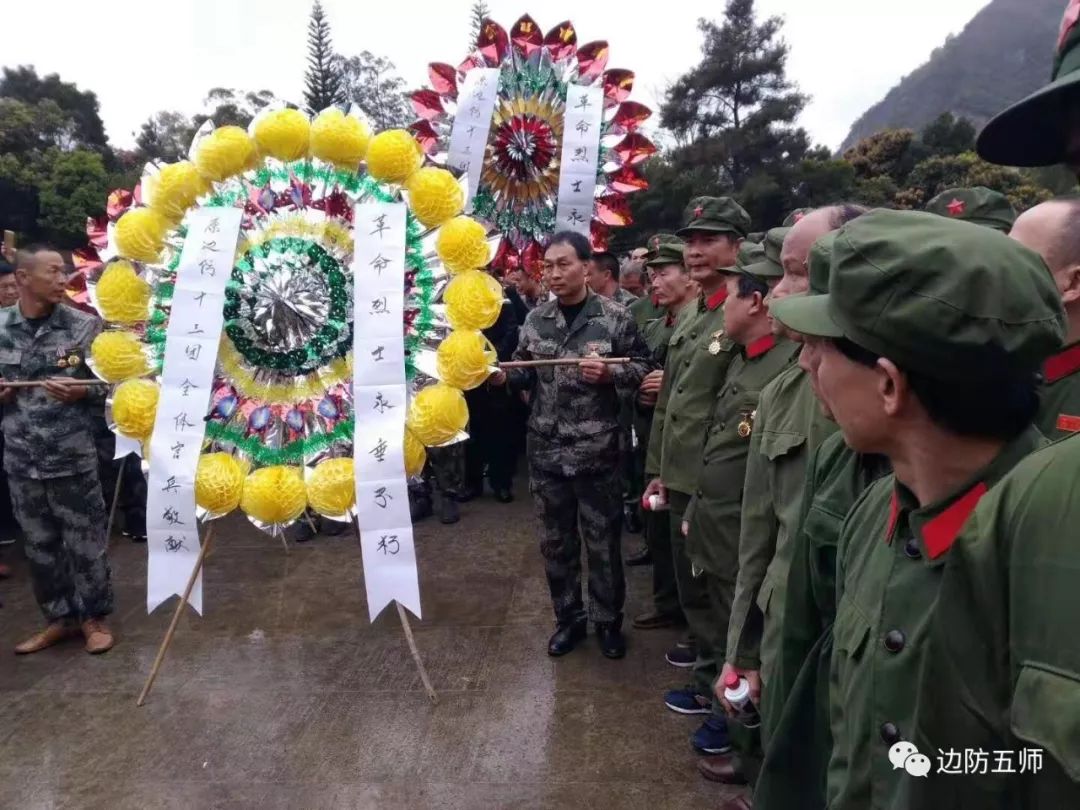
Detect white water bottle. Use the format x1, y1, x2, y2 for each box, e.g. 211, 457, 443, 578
723, 672, 761, 729
641, 491, 669, 512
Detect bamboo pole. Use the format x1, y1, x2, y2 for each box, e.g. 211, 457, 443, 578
136, 525, 215, 707
498, 357, 633, 369
104, 455, 126, 551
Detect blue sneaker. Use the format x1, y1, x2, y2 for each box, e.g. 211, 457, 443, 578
664, 686, 712, 715
691, 715, 732, 754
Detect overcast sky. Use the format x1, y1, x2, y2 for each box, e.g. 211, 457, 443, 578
3, 0, 992, 151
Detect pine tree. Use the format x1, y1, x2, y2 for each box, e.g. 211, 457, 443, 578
468, 0, 491, 49
303, 1, 345, 115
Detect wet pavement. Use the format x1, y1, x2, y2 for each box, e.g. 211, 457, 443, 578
0, 480, 746, 809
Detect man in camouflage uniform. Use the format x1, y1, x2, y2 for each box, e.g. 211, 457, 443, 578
587, 251, 638, 306
492, 231, 650, 659
631, 235, 697, 629
1008, 197, 1080, 439
3, 246, 115, 655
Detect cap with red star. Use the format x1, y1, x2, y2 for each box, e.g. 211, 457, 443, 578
924, 187, 1016, 233
946, 198, 966, 216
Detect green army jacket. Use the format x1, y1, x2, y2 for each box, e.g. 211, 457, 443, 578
897, 432, 1080, 810
1037, 342, 1080, 439
753, 432, 891, 810
636, 311, 677, 477
682, 335, 800, 575
727, 364, 837, 673
826, 425, 1046, 810
630, 293, 665, 329
0, 303, 105, 480
508, 291, 651, 477
647, 288, 737, 495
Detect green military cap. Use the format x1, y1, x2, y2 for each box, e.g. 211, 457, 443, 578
768, 209, 1066, 382
746, 231, 766, 244
783, 208, 812, 227
924, 187, 1017, 233
738, 226, 790, 280
977, 1, 1080, 167
644, 233, 685, 268
677, 196, 752, 238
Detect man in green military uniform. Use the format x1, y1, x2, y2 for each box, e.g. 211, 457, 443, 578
491, 231, 651, 659
900, 434, 1080, 809
631, 235, 698, 629
720, 206, 865, 751
1008, 197, 1080, 439
770, 209, 1064, 810
976, 0, 1080, 180
924, 186, 1017, 232
676, 231, 801, 775
641, 197, 750, 738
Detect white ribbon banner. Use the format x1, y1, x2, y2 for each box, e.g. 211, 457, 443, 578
447, 68, 500, 206
145, 208, 241, 615
352, 202, 422, 622
554, 84, 605, 236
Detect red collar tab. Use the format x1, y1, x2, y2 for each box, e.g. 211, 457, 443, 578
1043, 343, 1080, 384
651, 292, 660, 307
745, 334, 776, 359
665, 311, 676, 327
705, 287, 728, 311
887, 483, 988, 560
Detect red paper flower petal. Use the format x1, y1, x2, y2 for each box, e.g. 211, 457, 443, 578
428, 63, 458, 100
72, 246, 100, 272
602, 69, 634, 106
477, 19, 510, 65
576, 41, 610, 82
491, 239, 521, 273
521, 241, 543, 279
596, 193, 632, 227
590, 220, 611, 252
409, 120, 439, 155
606, 165, 648, 194
411, 89, 445, 121
85, 214, 108, 249
106, 189, 134, 222
544, 21, 577, 62
458, 54, 484, 76
511, 15, 543, 59
611, 100, 652, 133
612, 133, 657, 166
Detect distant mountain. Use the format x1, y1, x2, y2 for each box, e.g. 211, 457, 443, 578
840, 0, 1062, 152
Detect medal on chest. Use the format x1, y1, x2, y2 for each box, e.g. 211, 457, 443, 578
708, 330, 725, 355
54, 346, 82, 370
737, 409, 756, 438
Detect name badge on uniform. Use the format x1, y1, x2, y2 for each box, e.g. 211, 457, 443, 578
737, 409, 757, 439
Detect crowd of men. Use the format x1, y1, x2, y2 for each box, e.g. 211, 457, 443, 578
500, 11, 1080, 808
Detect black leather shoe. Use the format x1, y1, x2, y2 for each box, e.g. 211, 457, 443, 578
623, 505, 643, 534
457, 485, 483, 503
625, 546, 652, 566
493, 488, 514, 503
547, 621, 587, 657
440, 498, 460, 525
596, 622, 626, 659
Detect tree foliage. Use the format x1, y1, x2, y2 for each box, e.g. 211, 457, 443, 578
337, 52, 411, 131
303, 1, 345, 115
0, 66, 109, 152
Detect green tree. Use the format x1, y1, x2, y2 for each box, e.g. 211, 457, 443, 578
198, 87, 274, 128
0, 65, 109, 152
37, 149, 108, 246
920, 112, 976, 156
135, 110, 196, 163
337, 52, 411, 131
469, 0, 491, 48
661, 0, 812, 192
303, 1, 345, 115
843, 128, 920, 184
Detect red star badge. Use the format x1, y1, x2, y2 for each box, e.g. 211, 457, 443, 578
693, 206, 704, 218
1060, 0, 1080, 50
946, 198, 966, 217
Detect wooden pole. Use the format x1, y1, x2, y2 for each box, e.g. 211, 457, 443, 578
0, 379, 111, 389
498, 357, 632, 369
136, 525, 215, 707
104, 454, 126, 551
352, 520, 437, 702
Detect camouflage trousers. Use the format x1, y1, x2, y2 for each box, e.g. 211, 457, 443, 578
529, 466, 625, 626
9, 473, 114, 621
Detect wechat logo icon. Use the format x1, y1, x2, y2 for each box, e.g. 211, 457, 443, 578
889, 741, 932, 777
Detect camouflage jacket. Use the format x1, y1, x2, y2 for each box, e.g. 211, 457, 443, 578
607, 287, 638, 308
509, 291, 652, 476
0, 304, 105, 479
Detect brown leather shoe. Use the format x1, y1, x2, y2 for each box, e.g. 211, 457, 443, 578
81, 619, 115, 655
718, 797, 752, 810
698, 752, 749, 785
14, 622, 80, 654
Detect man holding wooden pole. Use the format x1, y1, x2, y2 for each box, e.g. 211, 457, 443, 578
490, 230, 651, 660
2, 245, 115, 655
